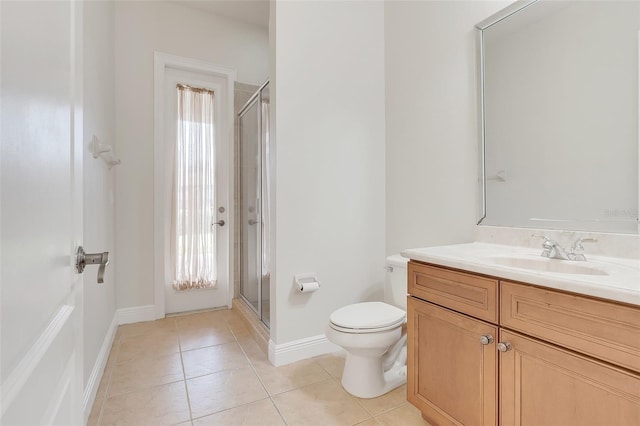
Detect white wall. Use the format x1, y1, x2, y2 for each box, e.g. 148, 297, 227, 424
83, 0, 116, 402
384, 1, 510, 255
114, 2, 268, 309
271, 0, 386, 346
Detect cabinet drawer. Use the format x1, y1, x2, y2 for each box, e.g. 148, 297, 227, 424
501, 281, 640, 372
408, 261, 499, 323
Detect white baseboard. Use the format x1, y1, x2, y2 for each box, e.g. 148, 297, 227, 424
83, 313, 118, 424
117, 305, 157, 325
268, 334, 341, 367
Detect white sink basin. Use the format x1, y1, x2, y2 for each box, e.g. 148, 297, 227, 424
486, 255, 609, 276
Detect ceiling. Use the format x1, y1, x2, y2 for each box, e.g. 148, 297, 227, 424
175, 0, 270, 29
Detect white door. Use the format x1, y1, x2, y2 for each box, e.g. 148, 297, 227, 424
161, 65, 232, 314
1, 1, 84, 425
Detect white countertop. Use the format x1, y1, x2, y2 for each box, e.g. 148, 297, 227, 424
402, 242, 640, 306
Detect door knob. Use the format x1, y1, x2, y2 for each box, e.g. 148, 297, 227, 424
76, 246, 109, 284
248, 219, 258, 226
213, 220, 225, 227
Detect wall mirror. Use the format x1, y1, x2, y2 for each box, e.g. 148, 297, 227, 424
476, 0, 639, 234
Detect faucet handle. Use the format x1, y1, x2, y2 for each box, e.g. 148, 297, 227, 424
532, 234, 555, 257
570, 237, 597, 261
532, 234, 552, 243
571, 237, 597, 251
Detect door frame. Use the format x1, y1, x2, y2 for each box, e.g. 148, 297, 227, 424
153, 52, 236, 319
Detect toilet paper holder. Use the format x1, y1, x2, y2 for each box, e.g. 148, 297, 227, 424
294, 273, 320, 293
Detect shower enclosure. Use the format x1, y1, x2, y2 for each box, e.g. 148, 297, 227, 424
238, 81, 270, 327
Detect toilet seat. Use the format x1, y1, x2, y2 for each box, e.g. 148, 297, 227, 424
329, 302, 406, 334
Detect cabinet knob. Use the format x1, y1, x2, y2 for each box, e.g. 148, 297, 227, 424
497, 341, 512, 352
480, 334, 494, 345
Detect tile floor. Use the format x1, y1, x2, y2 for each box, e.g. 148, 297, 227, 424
88, 307, 430, 426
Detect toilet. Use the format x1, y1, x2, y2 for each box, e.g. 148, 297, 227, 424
325, 255, 409, 398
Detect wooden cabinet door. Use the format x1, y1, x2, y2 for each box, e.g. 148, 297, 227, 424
408, 297, 498, 426
500, 330, 640, 426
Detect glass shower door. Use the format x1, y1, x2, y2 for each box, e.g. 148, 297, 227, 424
238, 82, 270, 328
239, 98, 261, 315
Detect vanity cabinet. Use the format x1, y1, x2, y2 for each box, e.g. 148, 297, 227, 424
407, 260, 640, 426
407, 262, 499, 425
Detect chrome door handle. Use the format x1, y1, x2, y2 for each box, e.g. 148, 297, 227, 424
213, 220, 225, 227
248, 219, 258, 226
76, 246, 110, 284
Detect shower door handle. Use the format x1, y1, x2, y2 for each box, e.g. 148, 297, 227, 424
213, 220, 225, 227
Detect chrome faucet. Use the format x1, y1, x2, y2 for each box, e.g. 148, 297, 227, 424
533, 235, 597, 261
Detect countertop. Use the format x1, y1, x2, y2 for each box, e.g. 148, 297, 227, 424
402, 242, 640, 306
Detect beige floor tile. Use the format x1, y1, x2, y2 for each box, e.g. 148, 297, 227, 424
238, 337, 268, 364
103, 343, 119, 374
176, 310, 227, 330
356, 385, 408, 416
87, 369, 111, 424
224, 305, 248, 320
253, 358, 331, 396
118, 317, 177, 341
375, 403, 430, 426
100, 381, 190, 426
108, 352, 184, 396
187, 367, 268, 418
86, 401, 101, 426
219, 306, 245, 322
355, 419, 382, 426
182, 342, 249, 378
116, 329, 180, 363
192, 398, 285, 426
178, 324, 236, 351
227, 320, 252, 339
272, 379, 371, 426
91, 310, 373, 426
314, 353, 346, 379
175, 316, 214, 331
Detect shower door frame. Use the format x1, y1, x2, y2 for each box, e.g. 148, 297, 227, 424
238, 80, 269, 327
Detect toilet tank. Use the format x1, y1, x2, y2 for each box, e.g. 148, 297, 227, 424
384, 255, 409, 310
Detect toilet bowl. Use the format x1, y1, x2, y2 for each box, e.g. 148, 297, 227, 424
325, 255, 409, 399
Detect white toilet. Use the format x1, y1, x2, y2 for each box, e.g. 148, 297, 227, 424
325, 255, 409, 398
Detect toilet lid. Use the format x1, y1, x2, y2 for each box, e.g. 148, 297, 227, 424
329, 302, 406, 330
